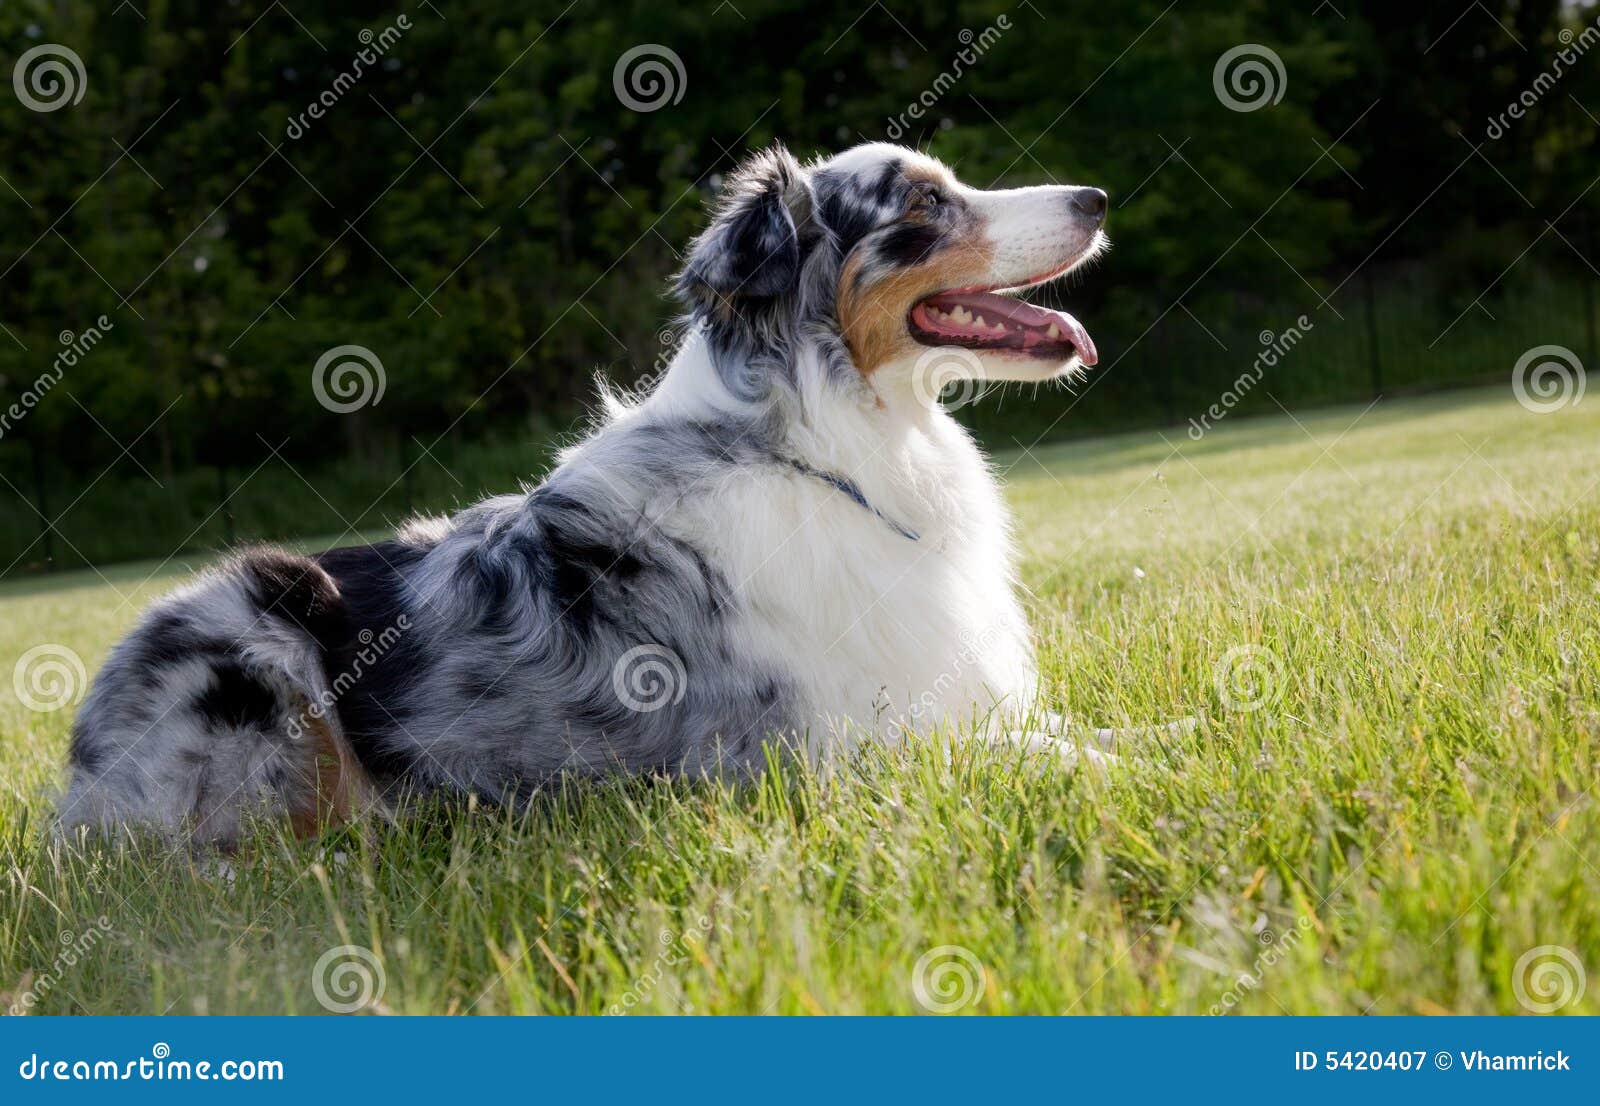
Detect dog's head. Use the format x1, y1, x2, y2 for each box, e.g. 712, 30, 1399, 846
675, 141, 1106, 405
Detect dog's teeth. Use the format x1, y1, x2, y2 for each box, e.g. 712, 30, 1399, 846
972, 314, 987, 329
950, 306, 971, 324
1046, 323, 1062, 340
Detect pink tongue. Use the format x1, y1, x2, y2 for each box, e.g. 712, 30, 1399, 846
922, 292, 1098, 366
1037, 308, 1097, 366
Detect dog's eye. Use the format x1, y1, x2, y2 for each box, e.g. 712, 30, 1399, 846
914, 186, 941, 209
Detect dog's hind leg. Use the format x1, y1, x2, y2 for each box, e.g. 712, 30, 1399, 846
58, 549, 372, 850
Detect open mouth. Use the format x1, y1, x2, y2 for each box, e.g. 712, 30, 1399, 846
908, 282, 1097, 366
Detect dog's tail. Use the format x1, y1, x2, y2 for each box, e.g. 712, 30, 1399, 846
59, 548, 376, 849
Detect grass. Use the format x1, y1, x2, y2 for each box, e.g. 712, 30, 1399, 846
2, 384, 1597, 1015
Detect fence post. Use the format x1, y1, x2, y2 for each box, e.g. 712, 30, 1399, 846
29, 439, 55, 572
402, 435, 415, 515
215, 465, 236, 547
1161, 322, 1176, 425
1584, 210, 1598, 373
1362, 270, 1383, 396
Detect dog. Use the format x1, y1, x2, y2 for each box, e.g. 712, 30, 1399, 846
59, 141, 1111, 848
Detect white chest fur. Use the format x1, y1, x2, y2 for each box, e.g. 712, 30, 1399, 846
658, 387, 1038, 757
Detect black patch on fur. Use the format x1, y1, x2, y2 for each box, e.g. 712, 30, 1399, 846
535, 501, 633, 642
726, 190, 800, 299
676, 146, 810, 313
125, 612, 234, 673
457, 542, 521, 622
239, 548, 344, 646
871, 159, 905, 205
456, 671, 510, 702
877, 221, 945, 268
193, 661, 280, 731
814, 159, 903, 255
313, 540, 433, 787
67, 724, 108, 774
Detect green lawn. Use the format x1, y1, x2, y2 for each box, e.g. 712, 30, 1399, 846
2, 384, 1596, 1015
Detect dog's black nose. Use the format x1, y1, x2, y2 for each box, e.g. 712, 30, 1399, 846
1071, 187, 1108, 220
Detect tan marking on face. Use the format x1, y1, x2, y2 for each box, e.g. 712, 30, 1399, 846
836, 229, 994, 375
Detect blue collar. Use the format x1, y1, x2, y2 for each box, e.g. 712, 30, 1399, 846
783, 458, 921, 542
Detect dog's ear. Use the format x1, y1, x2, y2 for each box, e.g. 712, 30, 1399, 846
676, 145, 809, 312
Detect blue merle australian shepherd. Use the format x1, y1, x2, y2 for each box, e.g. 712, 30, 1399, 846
61, 142, 1114, 848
